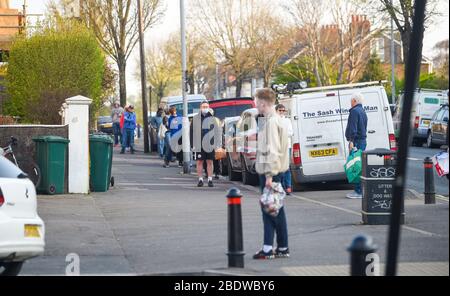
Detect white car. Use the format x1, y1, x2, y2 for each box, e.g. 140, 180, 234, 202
0, 155, 45, 276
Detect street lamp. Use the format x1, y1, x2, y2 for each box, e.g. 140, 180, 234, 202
137, 0, 150, 153
180, 0, 191, 173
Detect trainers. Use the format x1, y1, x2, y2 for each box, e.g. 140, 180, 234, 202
197, 180, 204, 187
253, 250, 275, 260
178, 163, 183, 168
163, 162, 170, 168
208, 180, 214, 187
214, 175, 220, 180
120, 150, 125, 154
346, 192, 363, 199
275, 248, 290, 258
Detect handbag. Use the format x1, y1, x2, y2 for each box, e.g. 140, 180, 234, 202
260, 182, 286, 217
344, 149, 363, 184
158, 123, 167, 140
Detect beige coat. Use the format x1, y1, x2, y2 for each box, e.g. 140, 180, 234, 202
255, 111, 289, 177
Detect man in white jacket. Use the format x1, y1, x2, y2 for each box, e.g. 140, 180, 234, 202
276, 104, 294, 194
253, 88, 290, 260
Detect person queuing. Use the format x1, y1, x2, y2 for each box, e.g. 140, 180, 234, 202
111, 101, 124, 147
151, 108, 165, 158
120, 105, 137, 154
253, 88, 290, 260
190, 101, 221, 188
164, 107, 183, 168
276, 104, 294, 195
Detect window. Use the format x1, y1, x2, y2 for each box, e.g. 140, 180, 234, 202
424, 97, 440, 105
372, 38, 385, 62
212, 104, 254, 121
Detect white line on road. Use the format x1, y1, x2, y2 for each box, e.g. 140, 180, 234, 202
407, 157, 421, 161
231, 181, 441, 237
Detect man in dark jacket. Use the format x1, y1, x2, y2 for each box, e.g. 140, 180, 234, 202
190, 101, 221, 187
345, 93, 368, 199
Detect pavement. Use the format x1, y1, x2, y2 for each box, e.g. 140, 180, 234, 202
20, 140, 449, 276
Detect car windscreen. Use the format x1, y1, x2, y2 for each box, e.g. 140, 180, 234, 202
0, 155, 25, 178
212, 104, 254, 121
98, 116, 112, 124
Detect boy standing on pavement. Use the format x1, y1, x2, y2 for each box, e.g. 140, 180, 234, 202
253, 88, 290, 260
345, 93, 368, 199
121, 105, 137, 154
190, 101, 221, 188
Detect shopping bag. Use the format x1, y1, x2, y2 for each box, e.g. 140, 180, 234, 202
158, 123, 167, 140
260, 182, 286, 217
432, 151, 449, 177
344, 149, 363, 184
215, 147, 226, 160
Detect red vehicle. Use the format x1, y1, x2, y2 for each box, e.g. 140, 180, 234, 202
209, 97, 255, 121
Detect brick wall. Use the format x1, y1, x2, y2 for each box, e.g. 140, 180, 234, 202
0, 125, 69, 193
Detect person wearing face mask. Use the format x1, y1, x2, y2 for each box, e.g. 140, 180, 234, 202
190, 100, 222, 187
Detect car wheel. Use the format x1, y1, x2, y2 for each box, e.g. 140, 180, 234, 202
0, 262, 24, 276
427, 132, 436, 148
227, 156, 241, 181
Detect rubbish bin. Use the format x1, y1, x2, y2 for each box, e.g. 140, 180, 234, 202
361, 149, 404, 225
33, 136, 69, 195
89, 134, 114, 192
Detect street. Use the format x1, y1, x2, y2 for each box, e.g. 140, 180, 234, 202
20, 143, 449, 276
406, 146, 449, 197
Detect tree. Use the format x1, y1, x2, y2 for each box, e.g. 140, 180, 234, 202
432, 39, 449, 80
53, 0, 165, 107
4, 20, 105, 124
245, 4, 293, 87
376, 0, 439, 67
360, 54, 386, 82
273, 56, 319, 86
191, 0, 257, 97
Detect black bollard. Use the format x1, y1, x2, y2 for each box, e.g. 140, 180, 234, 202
226, 188, 245, 268
424, 157, 436, 204
348, 235, 378, 276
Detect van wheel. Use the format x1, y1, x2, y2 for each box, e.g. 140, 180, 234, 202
427, 132, 436, 148
0, 262, 24, 276
241, 157, 258, 186
227, 157, 241, 181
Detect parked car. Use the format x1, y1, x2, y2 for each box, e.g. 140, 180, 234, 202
279, 81, 396, 189
209, 97, 255, 121
160, 94, 207, 117
427, 104, 449, 148
97, 116, 113, 134
225, 108, 259, 185
0, 155, 45, 276
394, 89, 448, 146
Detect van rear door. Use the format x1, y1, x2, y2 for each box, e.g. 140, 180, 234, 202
338, 87, 391, 155
296, 91, 347, 176
418, 93, 444, 128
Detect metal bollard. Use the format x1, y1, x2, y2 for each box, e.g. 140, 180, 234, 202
348, 235, 378, 276
226, 188, 245, 268
424, 157, 436, 204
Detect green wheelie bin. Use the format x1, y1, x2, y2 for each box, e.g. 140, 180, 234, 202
89, 134, 114, 192
33, 136, 70, 195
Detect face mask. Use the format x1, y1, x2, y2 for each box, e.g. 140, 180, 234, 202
201, 108, 209, 115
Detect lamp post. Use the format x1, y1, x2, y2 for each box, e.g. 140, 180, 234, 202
180, 0, 191, 173
137, 0, 150, 153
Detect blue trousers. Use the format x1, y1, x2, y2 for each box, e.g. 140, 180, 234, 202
122, 128, 135, 150
258, 174, 289, 248
113, 122, 122, 145
157, 135, 165, 157
354, 139, 367, 194
281, 149, 292, 190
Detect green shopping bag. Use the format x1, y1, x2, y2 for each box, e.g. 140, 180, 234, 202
344, 150, 363, 184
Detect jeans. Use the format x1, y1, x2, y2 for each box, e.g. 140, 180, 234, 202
157, 135, 165, 157
113, 122, 122, 145
281, 149, 292, 190
122, 128, 135, 150
164, 132, 172, 162
354, 139, 367, 194
258, 174, 289, 249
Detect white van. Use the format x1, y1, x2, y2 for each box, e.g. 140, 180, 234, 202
394, 89, 448, 146
160, 94, 207, 117
279, 81, 396, 187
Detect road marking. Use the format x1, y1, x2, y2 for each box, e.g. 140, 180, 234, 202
407, 157, 422, 161
118, 183, 193, 186
231, 181, 441, 237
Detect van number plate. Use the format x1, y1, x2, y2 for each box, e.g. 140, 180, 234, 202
309, 148, 338, 158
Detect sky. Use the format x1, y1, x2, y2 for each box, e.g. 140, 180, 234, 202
9, 0, 450, 98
